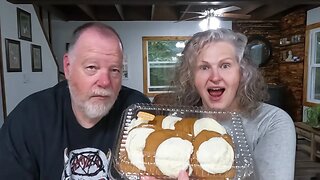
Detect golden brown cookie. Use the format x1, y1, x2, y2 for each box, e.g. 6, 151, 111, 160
143, 129, 193, 177
148, 115, 165, 130
191, 130, 235, 179
174, 117, 196, 136
118, 150, 143, 174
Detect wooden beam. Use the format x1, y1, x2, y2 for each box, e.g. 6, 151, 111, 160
151, 5, 179, 20
8, 0, 320, 5
41, 5, 68, 21
77, 5, 97, 20
249, 3, 296, 19
6, 0, 249, 5
231, 2, 264, 14
151, 4, 155, 20
115, 4, 125, 20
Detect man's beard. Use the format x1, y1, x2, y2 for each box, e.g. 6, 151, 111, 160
69, 84, 118, 120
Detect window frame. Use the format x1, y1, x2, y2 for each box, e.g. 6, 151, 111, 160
303, 22, 320, 106
142, 36, 190, 97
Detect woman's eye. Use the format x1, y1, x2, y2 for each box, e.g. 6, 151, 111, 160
199, 65, 209, 70
221, 63, 231, 69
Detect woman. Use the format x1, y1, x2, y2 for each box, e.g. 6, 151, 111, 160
168, 28, 296, 179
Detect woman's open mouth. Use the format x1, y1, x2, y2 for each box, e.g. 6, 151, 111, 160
208, 88, 225, 98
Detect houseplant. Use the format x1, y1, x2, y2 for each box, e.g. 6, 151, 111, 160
305, 105, 320, 128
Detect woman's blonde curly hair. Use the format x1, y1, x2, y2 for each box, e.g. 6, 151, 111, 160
169, 28, 269, 115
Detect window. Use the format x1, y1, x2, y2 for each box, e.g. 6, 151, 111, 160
142, 36, 190, 97
304, 23, 320, 106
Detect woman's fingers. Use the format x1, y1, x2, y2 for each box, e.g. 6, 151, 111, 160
178, 170, 189, 180
140, 176, 157, 180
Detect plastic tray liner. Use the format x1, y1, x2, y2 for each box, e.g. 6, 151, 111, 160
109, 103, 254, 180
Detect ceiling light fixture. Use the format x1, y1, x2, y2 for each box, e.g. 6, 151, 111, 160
199, 16, 221, 31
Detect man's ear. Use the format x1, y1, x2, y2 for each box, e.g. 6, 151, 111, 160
63, 54, 71, 80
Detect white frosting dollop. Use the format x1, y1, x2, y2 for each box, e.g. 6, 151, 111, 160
161, 116, 182, 130
194, 118, 226, 136
127, 118, 149, 131
155, 137, 193, 178
125, 127, 155, 171
196, 137, 234, 174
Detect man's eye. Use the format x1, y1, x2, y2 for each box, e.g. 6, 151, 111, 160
86, 66, 97, 70
85, 66, 98, 75
112, 68, 120, 73
110, 68, 121, 77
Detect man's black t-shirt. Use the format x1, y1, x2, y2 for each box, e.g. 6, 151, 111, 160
0, 81, 150, 180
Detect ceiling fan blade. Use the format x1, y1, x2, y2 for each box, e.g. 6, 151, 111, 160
215, 6, 240, 14
175, 15, 206, 22
180, 11, 206, 16
221, 13, 251, 19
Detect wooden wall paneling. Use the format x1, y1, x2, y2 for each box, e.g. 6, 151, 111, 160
234, 8, 307, 122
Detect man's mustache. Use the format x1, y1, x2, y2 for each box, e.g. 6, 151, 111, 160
91, 88, 114, 96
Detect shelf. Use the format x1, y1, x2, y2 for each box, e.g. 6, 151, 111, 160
280, 61, 303, 64
279, 42, 304, 47
281, 24, 305, 30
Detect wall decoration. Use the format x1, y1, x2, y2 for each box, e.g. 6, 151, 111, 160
17, 8, 32, 41
5, 38, 22, 72
31, 44, 42, 72
122, 54, 128, 79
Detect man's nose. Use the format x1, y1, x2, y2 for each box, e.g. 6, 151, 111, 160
97, 71, 111, 88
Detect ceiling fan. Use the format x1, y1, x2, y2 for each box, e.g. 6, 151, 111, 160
180, 6, 251, 21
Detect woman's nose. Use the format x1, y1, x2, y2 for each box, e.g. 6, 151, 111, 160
209, 68, 222, 83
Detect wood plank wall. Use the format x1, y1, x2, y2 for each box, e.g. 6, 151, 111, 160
233, 8, 307, 122
279, 9, 306, 122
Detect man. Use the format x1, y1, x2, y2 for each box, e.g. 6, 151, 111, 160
0, 22, 150, 180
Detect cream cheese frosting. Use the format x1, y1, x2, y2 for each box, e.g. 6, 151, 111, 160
127, 117, 149, 131
125, 127, 155, 171
194, 118, 227, 136
155, 137, 193, 178
161, 115, 182, 130
196, 137, 234, 174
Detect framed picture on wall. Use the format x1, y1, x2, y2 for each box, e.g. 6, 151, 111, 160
122, 54, 128, 79
31, 44, 42, 72
17, 8, 32, 41
5, 38, 22, 72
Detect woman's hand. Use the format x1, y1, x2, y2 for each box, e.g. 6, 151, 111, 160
141, 170, 189, 180
177, 170, 189, 180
